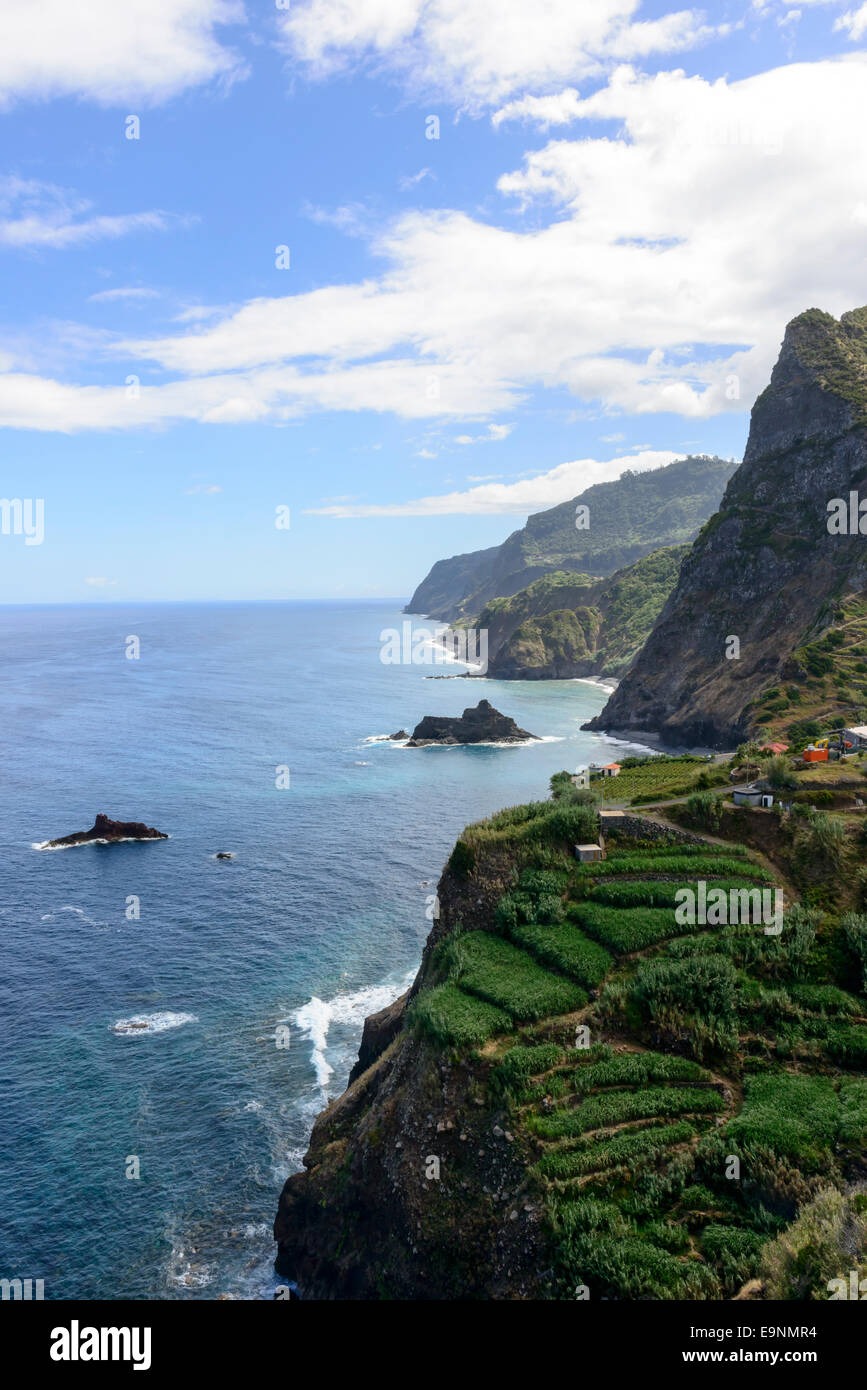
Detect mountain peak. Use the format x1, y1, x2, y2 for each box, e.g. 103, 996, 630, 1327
585, 302, 867, 747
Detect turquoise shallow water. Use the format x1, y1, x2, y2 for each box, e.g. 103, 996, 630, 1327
0, 600, 627, 1299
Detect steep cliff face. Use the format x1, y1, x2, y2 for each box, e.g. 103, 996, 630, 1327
273, 838, 547, 1300
477, 545, 687, 680
585, 307, 867, 748
405, 456, 734, 624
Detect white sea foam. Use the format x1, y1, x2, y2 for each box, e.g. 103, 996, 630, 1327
597, 731, 662, 757
291, 971, 416, 1091
573, 675, 619, 692
166, 1248, 214, 1289
111, 1011, 198, 1036
32, 834, 170, 851
408, 734, 562, 749
40, 905, 104, 928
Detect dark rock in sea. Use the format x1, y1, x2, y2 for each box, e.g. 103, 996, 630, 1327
388, 729, 409, 740
406, 699, 537, 747
215, 851, 234, 859
46, 813, 168, 848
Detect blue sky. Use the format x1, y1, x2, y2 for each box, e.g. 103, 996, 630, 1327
2, 0, 867, 601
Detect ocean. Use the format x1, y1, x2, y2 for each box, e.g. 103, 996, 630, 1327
0, 600, 634, 1300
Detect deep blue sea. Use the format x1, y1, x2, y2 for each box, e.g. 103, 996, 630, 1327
0, 600, 637, 1300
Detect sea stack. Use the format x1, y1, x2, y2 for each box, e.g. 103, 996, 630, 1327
405, 699, 537, 747
45, 813, 168, 848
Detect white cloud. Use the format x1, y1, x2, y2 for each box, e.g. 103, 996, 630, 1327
0, 178, 176, 250
0, 359, 515, 432
835, 4, 867, 38
184, 483, 222, 494
305, 449, 678, 516
399, 167, 434, 188
88, 287, 159, 303
85, 576, 116, 586
8, 54, 867, 433
492, 88, 584, 130
279, 0, 726, 109
455, 423, 514, 444
0, 0, 247, 107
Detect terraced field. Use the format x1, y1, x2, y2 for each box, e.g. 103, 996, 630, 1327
409, 827, 867, 1298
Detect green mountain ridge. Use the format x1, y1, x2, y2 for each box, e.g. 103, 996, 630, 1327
471, 545, 689, 680
406, 455, 736, 624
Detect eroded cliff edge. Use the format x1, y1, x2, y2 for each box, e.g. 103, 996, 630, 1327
272, 834, 546, 1299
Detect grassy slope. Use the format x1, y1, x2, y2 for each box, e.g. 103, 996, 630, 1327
474, 544, 689, 678
406, 784, 867, 1300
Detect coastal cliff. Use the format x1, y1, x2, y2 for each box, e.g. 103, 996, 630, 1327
406, 456, 735, 625
585, 307, 867, 747
274, 789, 867, 1300
475, 545, 687, 681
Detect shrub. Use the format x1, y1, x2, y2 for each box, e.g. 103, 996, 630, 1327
700, 1225, 764, 1291
493, 1042, 564, 1094
726, 1073, 837, 1170
569, 901, 682, 953
574, 853, 768, 881
631, 956, 739, 1028
452, 932, 587, 1021
838, 1078, 867, 1146
533, 1085, 724, 1139
518, 868, 570, 897
409, 983, 511, 1046
572, 1050, 708, 1092
556, 1231, 718, 1299
587, 878, 764, 909
510, 921, 612, 988
536, 1120, 695, 1179
685, 790, 722, 828
824, 1024, 867, 1069
842, 912, 867, 992
761, 1188, 867, 1300
765, 756, 799, 793
805, 811, 848, 864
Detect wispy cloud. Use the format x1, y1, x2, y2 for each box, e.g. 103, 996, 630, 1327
88, 286, 159, 303
399, 167, 434, 189
455, 422, 514, 444
306, 449, 679, 517
0, 177, 178, 251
